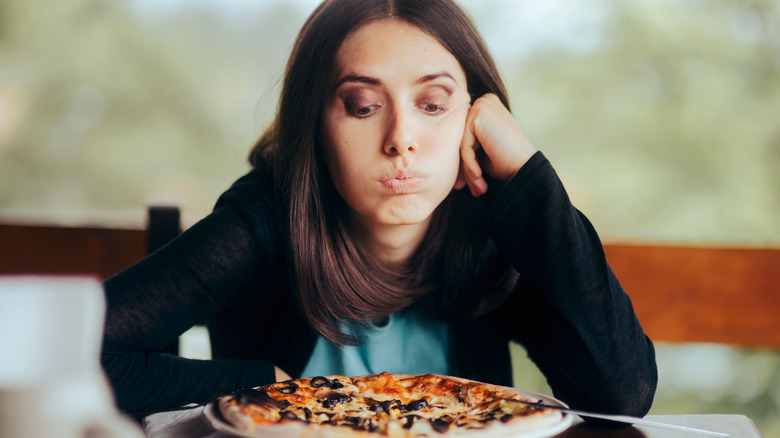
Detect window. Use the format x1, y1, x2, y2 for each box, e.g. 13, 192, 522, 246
1, 0, 777, 434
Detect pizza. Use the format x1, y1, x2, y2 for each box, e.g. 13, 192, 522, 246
215, 372, 564, 437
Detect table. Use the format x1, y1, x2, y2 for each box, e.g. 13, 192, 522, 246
142, 406, 763, 438
556, 415, 762, 437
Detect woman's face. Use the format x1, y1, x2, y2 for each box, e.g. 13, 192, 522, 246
321, 19, 470, 232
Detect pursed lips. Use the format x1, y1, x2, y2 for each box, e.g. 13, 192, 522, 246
379, 169, 428, 194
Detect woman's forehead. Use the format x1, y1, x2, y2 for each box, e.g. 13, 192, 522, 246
332, 19, 465, 86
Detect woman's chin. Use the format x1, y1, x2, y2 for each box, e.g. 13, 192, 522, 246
378, 203, 437, 227
349, 195, 442, 230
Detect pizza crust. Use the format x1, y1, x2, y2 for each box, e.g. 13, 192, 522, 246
218, 397, 258, 432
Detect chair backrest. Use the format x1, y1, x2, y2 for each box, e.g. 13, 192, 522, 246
603, 243, 780, 349
0, 223, 146, 280
144, 202, 183, 355
0, 202, 184, 355
146, 204, 182, 256
0, 203, 181, 280
1, 216, 778, 349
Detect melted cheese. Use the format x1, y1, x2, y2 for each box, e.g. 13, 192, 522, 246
222, 372, 559, 437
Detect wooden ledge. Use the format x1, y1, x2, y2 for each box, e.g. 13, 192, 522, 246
0, 223, 146, 280
604, 243, 780, 349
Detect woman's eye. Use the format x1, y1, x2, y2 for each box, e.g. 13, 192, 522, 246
419, 103, 447, 115
348, 105, 379, 118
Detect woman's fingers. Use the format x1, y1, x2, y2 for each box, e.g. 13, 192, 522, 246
458, 94, 536, 197
459, 121, 488, 197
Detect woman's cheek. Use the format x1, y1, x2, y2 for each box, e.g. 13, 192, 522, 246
430, 116, 467, 168
422, 128, 463, 189
442, 106, 469, 146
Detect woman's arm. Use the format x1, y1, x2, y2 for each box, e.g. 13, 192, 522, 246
487, 153, 657, 417
458, 95, 656, 417
101, 170, 281, 414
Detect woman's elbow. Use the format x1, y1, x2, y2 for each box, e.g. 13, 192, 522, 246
587, 364, 658, 424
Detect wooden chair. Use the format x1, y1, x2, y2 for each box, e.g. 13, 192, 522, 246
0, 222, 146, 280
0, 203, 181, 280
603, 243, 780, 349
511, 242, 780, 395
2, 213, 778, 349
0, 202, 182, 353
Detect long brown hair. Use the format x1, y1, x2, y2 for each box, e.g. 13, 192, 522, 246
249, 0, 516, 345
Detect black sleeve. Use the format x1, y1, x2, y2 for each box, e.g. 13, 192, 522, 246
101, 169, 280, 415
487, 152, 658, 417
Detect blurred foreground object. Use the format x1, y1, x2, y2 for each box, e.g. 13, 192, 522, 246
0, 276, 143, 438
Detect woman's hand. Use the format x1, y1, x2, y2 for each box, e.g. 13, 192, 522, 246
275, 366, 292, 382
456, 94, 536, 197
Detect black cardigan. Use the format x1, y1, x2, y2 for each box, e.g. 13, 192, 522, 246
101, 152, 657, 418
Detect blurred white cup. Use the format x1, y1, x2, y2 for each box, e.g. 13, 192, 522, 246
0, 275, 143, 438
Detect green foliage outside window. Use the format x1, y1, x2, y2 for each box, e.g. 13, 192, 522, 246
1, 0, 777, 434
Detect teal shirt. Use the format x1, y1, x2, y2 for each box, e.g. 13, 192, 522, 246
301, 301, 452, 377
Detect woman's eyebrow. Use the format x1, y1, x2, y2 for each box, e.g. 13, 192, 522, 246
335, 74, 382, 89
334, 71, 456, 90
416, 72, 456, 85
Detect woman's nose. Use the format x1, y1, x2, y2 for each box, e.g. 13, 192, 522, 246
383, 106, 418, 156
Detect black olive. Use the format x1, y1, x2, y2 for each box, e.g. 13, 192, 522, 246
359, 418, 374, 431
322, 393, 351, 408
383, 399, 405, 412
279, 386, 296, 394
480, 410, 496, 421
406, 398, 429, 411
431, 418, 450, 433
369, 403, 386, 413
310, 376, 329, 388
403, 415, 422, 429
331, 393, 352, 404
500, 414, 513, 423
277, 399, 292, 409
280, 411, 299, 421
301, 407, 312, 419
329, 380, 344, 389
278, 380, 298, 394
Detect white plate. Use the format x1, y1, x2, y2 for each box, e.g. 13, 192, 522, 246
203, 387, 573, 438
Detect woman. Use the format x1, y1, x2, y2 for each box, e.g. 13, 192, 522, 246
101, 0, 657, 420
